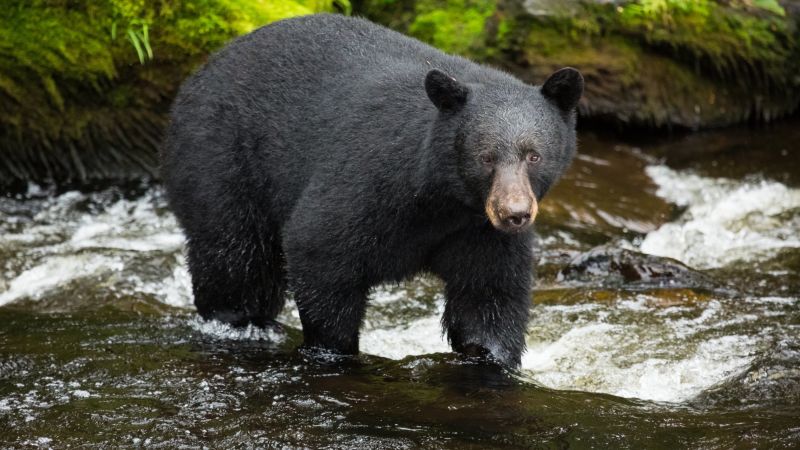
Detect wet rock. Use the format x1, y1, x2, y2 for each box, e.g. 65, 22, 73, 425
557, 245, 718, 289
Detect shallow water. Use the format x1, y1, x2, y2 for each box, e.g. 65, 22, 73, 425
1, 120, 799, 447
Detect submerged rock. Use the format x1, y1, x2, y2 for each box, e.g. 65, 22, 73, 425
557, 244, 718, 289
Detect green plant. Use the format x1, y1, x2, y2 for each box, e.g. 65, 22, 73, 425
112, 19, 153, 64
0, 0, 350, 185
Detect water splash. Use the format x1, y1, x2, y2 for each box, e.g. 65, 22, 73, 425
0, 255, 125, 307
188, 317, 286, 343
0, 186, 183, 305
641, 166, 800, 269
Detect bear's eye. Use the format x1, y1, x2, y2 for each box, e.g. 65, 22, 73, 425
479, 153, 494, 165
526, 152, 542, 164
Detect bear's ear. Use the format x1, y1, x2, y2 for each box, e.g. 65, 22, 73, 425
425, 69, 469, 112
541, 67, 584, 114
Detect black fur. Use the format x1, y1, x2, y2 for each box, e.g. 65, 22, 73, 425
425, 69, 469, 111
541, 67, 584, 115
162, 14, 581, 367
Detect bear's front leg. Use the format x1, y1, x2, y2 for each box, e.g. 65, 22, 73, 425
431, 227, 534, 367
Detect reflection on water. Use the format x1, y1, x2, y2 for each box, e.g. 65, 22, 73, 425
1, 121, 799, 447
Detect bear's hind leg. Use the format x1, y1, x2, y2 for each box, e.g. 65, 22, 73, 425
284, 232, 369, 353
186, 226, 286, 328
165, 98, 285, 328
291, 277, 369, 354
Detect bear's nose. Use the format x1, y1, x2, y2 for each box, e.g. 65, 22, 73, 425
500, 199, 532, 230
502, 211, 530, 230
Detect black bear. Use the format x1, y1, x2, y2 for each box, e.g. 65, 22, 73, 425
163, 14, 582, 367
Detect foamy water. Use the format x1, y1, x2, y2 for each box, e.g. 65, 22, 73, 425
520, 296, 769, 402
0, 254, 125, 306
358, 290, 796, 402
0, 187, 185, 307
641, 166, 800, 269
1, 168, 798, 403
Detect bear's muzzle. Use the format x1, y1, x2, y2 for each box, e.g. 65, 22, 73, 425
485, 163, 538, 233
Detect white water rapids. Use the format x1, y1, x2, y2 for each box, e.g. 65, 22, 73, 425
1, 166, 798, 403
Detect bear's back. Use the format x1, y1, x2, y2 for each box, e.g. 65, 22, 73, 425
226, 14, 451, 79
176, 14, 520, 110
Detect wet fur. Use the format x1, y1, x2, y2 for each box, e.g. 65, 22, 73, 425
162, 14, 579, 366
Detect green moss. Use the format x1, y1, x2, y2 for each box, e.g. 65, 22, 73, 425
353, 0, 497, 56
0, 0, 347, 186
407, 0, 496, 56
613, 0, 792, 85
355, 0, 799, 129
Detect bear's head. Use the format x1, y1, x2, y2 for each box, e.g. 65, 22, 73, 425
425, 67, 583, 233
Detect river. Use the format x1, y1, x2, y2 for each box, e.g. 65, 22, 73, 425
1, 120, 798, 447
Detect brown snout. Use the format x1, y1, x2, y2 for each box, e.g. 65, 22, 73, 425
485, 164, 538, 233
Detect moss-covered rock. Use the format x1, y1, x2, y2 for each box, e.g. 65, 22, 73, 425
2, 0, 799, 186
0, 0, 346, 188
355, 0, 800, 129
